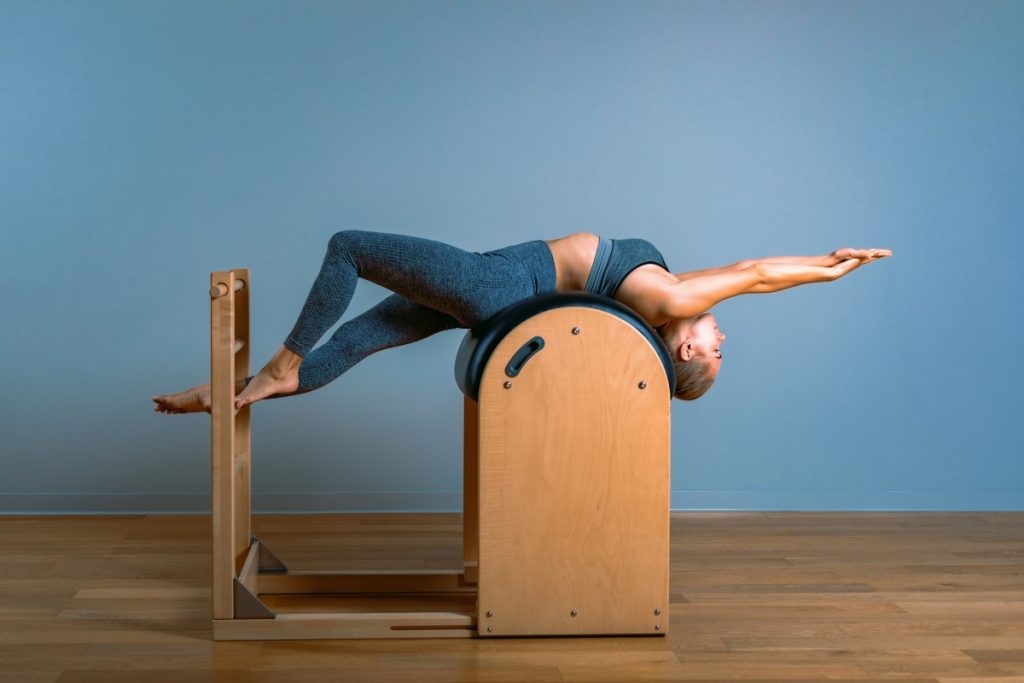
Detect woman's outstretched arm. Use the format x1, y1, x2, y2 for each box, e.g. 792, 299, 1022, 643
662, 248, 891, 318
675, 248, 890, 282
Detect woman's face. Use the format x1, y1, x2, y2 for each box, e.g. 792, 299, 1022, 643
687, 312, 726, 379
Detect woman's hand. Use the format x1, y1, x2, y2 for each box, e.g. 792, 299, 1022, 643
827, 248, 892, 280
831, 247, 893, 263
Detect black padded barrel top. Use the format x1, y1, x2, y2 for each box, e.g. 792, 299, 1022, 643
453, 291, 676, 401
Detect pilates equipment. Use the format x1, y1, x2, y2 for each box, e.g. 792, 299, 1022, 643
210, 268, 674, 640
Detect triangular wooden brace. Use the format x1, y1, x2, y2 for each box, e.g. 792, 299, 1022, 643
252, 535, 288, 574
233, 578, 276, 619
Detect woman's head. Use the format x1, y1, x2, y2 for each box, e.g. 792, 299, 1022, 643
657, 312, 725, 400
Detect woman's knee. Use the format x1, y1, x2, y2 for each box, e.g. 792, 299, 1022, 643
328, 229, 358, 255
328, 230, 376, 265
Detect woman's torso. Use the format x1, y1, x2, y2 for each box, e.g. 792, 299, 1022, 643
543, 232, 677, 327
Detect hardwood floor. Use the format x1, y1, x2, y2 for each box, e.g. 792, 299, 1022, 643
0, 512, 1021, 682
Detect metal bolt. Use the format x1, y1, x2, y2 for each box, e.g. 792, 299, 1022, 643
654, 624, 661, 631
487, 625, 493, 632
654, 608, 661, 616
571, 326, 581, 335
503, 381, 512, 389
638, 380, 648, 390
570, 609, 578, 617
486, 610, 494, 617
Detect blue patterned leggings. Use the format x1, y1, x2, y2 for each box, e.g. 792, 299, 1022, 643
264, 230, 556, 394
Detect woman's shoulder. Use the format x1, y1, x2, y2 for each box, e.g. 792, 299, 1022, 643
614, 265, 676, 327
610, 238, 676, 326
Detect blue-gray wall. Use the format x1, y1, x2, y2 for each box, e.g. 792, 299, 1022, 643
2, 0, 1021, 513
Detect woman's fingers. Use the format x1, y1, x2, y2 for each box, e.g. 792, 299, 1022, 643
865, 249, 892, 262
836, 247, 892, 261
851, 248, 892, 263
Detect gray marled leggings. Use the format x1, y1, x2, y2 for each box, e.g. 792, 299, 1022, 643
260, 230, 556, 394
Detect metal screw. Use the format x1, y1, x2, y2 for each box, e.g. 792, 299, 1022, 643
571, 326, 581, 335
486, 610, 494, 617
638, 380, 648, 390
487, 625, 493, 632
503, 381, 512, 389
654, 608, 661, 616
570, 609, 578, 617
654, 624, 661, 631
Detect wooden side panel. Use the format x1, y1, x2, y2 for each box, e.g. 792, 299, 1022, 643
210, 270, 238, 620
477, 307, 670, 636
463, 395, 479, 582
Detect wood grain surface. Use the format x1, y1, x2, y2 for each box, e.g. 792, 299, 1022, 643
0, 512, 1021, 681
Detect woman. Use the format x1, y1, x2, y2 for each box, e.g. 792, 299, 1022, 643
152, 230, 891, 412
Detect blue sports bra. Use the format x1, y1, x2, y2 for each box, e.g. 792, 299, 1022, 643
583, 237, 670, 298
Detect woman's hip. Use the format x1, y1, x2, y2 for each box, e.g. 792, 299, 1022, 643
462, 239, 557, 323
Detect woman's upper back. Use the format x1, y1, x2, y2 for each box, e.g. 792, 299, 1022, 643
544, 232, 678, 327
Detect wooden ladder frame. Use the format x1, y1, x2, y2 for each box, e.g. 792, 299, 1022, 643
209, 269, 479, 640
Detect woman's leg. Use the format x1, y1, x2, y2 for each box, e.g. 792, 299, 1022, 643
155, 294, 457, 413
292, 292, 460, 394
235, 229, 541, 408
283, 229, 527, 357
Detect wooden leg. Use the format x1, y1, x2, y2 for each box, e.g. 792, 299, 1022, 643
463, 395, 479, 584
232, 268, 252, 570
211, 271, 236, 619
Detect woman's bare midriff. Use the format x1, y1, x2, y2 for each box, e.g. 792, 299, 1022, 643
544, 232, 601, 292
544, 232, 677, 327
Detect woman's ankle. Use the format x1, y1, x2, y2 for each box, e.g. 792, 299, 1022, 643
269, 346, 302, 372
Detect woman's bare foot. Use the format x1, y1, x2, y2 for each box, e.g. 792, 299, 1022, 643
152, 384, 212, 414
233, 346, 302, 410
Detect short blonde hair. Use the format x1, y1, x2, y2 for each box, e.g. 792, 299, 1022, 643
672, 355, 716, 400
658, 330, 716, 400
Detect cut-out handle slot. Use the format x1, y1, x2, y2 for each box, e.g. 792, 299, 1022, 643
505, 336, 545, 377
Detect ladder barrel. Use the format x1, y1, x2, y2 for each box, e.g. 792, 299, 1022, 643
209, 275, 674, 641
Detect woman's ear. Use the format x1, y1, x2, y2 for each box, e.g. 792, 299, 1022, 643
678, 338, 694, 362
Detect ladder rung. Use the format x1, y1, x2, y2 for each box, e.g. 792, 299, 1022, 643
210, 278, 247, 299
